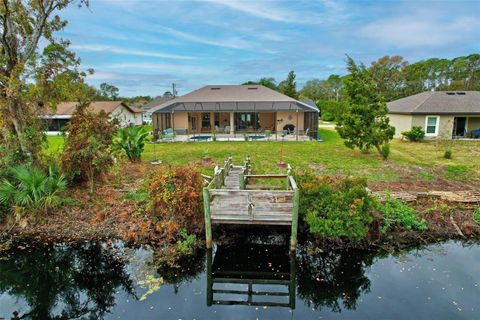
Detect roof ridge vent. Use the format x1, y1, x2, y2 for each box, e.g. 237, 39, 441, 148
210, 87, 221, 90
446, 92, 455, 95
247, 87, 258, 90
456, 92, 466, 95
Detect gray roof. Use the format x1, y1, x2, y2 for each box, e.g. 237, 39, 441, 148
151, 85, 319, 113
387, 91, 480, 115
142, 96, 174, 111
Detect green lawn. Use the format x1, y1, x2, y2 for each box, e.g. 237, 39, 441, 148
45, 129, 480, 184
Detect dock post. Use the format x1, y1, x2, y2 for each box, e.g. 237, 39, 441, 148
203, 187, 213, 249
239, 172, 245, 190
290, 188, 300, 251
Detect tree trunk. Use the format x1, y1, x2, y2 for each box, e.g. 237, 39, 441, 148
6, 98, 31, 158
88, 164, 94, 194
375, 144, 387, 161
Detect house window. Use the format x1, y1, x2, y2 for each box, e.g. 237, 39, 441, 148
425, 116, 439, 136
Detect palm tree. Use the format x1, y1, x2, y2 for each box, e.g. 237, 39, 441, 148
0, 165, 67, 215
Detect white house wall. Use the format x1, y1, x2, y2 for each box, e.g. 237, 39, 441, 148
110, 105, 143, 127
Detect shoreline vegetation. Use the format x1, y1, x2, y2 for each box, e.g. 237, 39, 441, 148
1, 129, 479, 254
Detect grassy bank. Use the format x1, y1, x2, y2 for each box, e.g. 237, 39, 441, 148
45, 129, 480, 189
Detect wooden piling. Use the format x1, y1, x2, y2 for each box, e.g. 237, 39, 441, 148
239, 172, 245, 190
203, 187, 212, 249
290, 187, 300, 251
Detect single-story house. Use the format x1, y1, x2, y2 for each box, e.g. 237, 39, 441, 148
387, 91, 480, 139
141, 96, 174, 124
40, 101, 143, 134
148, 85, 319, 138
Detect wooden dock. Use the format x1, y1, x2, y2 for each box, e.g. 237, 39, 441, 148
202, 155, 300, 251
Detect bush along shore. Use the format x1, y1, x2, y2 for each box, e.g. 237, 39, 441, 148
1, 161, 479, 255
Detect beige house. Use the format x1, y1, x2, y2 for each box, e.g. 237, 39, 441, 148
40, 101, 143, 134
149, 85, 319, 139
387, 91, 480, 139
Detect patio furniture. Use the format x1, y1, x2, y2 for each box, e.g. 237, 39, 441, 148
224, 126, 230, 133
283, 124, 295, 134
162, 128, 175, 139
472, 129, 480, 139
174, 128, 187, 135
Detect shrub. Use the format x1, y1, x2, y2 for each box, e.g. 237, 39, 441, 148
474, 207, 480, 225
444, 149, 452, 159
149, 165, 204, 234
297, 171, 376, 239
176, 228, 198, 254
0, 164, 67, 215
114, 126, 149, 162
61, 105, 117, 192
379, 197, 427, 233
321, 111, 334, 121
401, 126, 425, 142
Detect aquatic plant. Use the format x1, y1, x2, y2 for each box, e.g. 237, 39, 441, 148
176, 228, 198, 254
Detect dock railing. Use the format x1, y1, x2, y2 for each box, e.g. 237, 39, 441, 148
203, 155, 300, 251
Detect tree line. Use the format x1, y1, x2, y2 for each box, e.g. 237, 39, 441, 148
244, 54, 480, 121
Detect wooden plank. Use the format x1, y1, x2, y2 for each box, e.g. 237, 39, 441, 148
209, 190, 294, 196
211, 214, 293, 221
245, 184, 285, 190
245, 174, 289, 179
212, 219, 292, 225
211, 204, 293, 211
288, 175, 298, 190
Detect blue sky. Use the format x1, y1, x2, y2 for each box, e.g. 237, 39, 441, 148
60, 0, 480, 97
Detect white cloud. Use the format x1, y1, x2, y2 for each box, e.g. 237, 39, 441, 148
201, 0, 348, 25
70, 44, 197, 60
202, 0, 295, 23
101, 62, 217, 75
359, 12, 480, 48
157, 26, 255, 50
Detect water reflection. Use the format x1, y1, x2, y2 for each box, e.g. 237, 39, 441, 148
1, 240, 478, 319
296, 244, 374, 312
0, 242, 133, 320
206, 244, 296, 309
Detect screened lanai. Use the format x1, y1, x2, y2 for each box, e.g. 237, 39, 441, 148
150, 85, 319, 140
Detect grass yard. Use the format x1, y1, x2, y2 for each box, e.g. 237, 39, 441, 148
45, 129, 480, 189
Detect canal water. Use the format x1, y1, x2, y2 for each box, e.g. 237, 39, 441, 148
0, 240, 478, 319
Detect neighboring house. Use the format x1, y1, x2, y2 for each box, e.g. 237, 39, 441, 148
387, 91, 480, 139
40, 101, 143, 134
148, 85, 319, 138
142, 96, 174, 124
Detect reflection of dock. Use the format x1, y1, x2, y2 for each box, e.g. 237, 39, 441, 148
206, 245, 296, 309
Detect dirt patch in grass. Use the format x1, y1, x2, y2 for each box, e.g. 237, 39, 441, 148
369, 162, 480, 192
